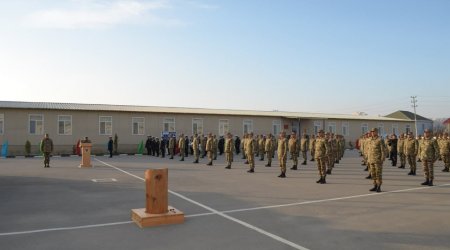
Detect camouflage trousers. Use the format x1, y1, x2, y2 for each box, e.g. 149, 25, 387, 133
327, 154, 334, 170
302, 151, 307, 162
213, 150, 217, 159
441, 153, 450, 170
278, 155, 287, 172
169, 148, 174, 158
406, 154, 416, 171
180, 150, 185, 160
267, 151, 273, 165
399, 152, 406, 167
316, 157, 327, 177
194, 149, 199, 162
310, 150, 315, 159
44, 152, 51, 166
368, 162, 383, 185
259, 150, 265, 160
226, 152, 233, 166
246, 152, 255, 169
291, 153, 298, 166
422, 160, 434, 180
207, 151, 213, 163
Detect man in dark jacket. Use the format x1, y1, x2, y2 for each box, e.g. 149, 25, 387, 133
218, 136, 225, 155
235, 136, 241, 155
388, 134, 398, 166
145, 136, 152, 156
160, 138, 166, 158
108, 136, 113, 158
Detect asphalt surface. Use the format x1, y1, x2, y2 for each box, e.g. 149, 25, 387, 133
1, 150, 449, 250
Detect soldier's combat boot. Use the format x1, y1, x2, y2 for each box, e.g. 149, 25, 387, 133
316, 177, 323, 183
310, 159, 314, 161
369, 184, 377, 192
421, 179, 429, 185
412, 170, 416, 175
365, 174, 372, 179
364, 166, 368, 171
193, 160, 199, 163
320, 176, 326, 184
407, 170, 413, 175
290, 165, 297, 170
207, 162, 213, 166
376, 185, 381, 193
301, 161, 307, 165
247, 169, 254, 173
265, 164, 271, 167
225, 165, 231, 169
398, 165, 405, 169
278, 171, 286, 178
442, 168, 449, 172
326, 169, 332, 175
428, 180, 433, 186
244, 161, 249, 164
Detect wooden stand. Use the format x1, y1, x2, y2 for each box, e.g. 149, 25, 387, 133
131, 169, 184, 228
79, 143, 92, 168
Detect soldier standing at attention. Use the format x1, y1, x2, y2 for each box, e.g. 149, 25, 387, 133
168, 134, 175, 159
241, 134, 247, 160
108, 136, 114, 158
265, 134, 274, 167
419, 129, 439, 186
245, 132, 255, 173
206, 133, 214, 166
178, 134, 185, 161
40, 133, 54, 168
258, 135, 265, 161
439, 132, 450, 172
397, 133, 406, 169
300, 134, 309, 165
213, 134, 218, 160
367, 128, 387, 192
224, 133, 234, 169
288, 132, 299, 170
404, 132, 418, 175
309, 135, 316, 161
277, 131, 287, 178
325, 133, 335, 175
192, 134, 200, 163
314, 130, 328, 184
201, 135, 207, 158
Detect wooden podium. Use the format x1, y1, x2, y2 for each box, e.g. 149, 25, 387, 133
131, 169, 184, 228
79, 143, 92, 168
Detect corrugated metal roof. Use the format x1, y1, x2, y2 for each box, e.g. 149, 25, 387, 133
385, 110, 432, 121
0, 100, 408, 122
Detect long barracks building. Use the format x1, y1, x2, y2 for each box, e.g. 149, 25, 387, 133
0, 101, 416, 155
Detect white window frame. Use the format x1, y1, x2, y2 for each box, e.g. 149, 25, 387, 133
57, 115, 72, 135
327, 122, 336, 134
342, 122, 349, 136
219, 119, 229, 136
313, 120, 322, 135
405, 124, 411, 134
163, 117, 176, 133
272, 120, 281, 136
378, 123, 384, 136
392, 124, 398, 135
132, 117, 145, 135
29, 114, 44, 135
0, 114, 4, 135
99, 116, 113, 135
243, 119, 253, 134
192, 118, 204, 135
361, 123, 368, 135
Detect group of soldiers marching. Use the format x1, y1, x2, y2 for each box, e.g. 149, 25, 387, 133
358, 129, 449, 192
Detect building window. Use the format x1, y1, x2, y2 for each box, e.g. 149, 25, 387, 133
163, 118, 175, 132
0, 114, 3, 135
378, 123, 384, 135
273, 120, 281, 136
192, 118, 204, 135
58, 115, 72, 135
361, 123, 368, 135
314, 121, 322, 135
132, 117, 145, 135
392, 124, 398, 135
342, 122, 349, 136
99, 116, 112, 135
29, 114, 44, 135
406, 124, 411, 134
243, 120, 253, 134
327, 122, 336, 134
219, 119, 229, 136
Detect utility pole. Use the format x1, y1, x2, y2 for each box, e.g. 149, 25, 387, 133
411, 96, 418, 136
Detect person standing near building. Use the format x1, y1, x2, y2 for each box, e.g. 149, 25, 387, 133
300, 134, 309, 165
258, 135, 265, 161
40, 133, 54, 168
367, 128, 387, 192
404, 132, 418, 175
206, 133, 214, 166
397, 133, 406, 169
418, 129, 439, 186
241, 133, 247, 160
192, 134, 200, 163
145, 136, 152, 156
213, 135, 218, 160
178, 134, 185, 161
235, 136, 241, 155
439, 132, 450, 172
388, 134, 398, 167
309, 134, 316, 161
168, 134, 175, 159
265, 134, 274, 167
201, 135, 207, 158
245, 133, 255, 173
277, 131, 287, 178
160, 137, 166, 158
107, 136, 114, 158
218, 136, 225, 155
224, 133, 234, 169
314, 130, 328, 184
288, 132, 299, 170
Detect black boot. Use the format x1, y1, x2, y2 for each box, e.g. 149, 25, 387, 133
376, 185, 381, 193
320, 176, 326, 184
442, 168, 449, 172
398, 165, 405, 169
193, 160, 199, 163
225, 165, 231, 169
265, 164, 271, 167
290, 165, 297, 170
364, 166, 368, 171
412, 170, 416, 175
326, 169, 332, 175
247, 169, 254, 173
428, 180, 433, 186
407, 170, 413, 175
365, 174, 372, 179
421, 179, 429, 185
207, 162, 213, 166
369, 184, 377, 192
278, 171, 286, 178
301, 161, 307, 165
316, 177, 323, 183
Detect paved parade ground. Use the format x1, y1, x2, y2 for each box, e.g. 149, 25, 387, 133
1, 150, 450, 250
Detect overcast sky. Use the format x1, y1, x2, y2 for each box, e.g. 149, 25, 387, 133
0, 0, 449, 119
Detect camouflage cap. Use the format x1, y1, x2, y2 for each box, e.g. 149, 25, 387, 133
370, 128, 378, 132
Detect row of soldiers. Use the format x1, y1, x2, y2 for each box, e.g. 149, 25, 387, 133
359, 129, 449, 191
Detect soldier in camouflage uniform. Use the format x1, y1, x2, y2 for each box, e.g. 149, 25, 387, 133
168, 135, 176, 159
178, 134, 186, 161
440, 132, 450, 172
326, 133, 336, 175
277, 131, 288, 178
265, 134, 274, 167
309, 135, 316, 161
40, 133, 54, 168
224, 132, 234, 169
419, 129, 439, 186
404, 132, 418, 175
300, 134, 308, 165
367, 128, 386, 192
314, 130, 328, 184
192, 134, 200, 163
397, 133, 406, 169
206, 133, 214, 166
201, 135, 207, 158
258, 135, 265, 161
241, 133, 247, 160
213, 135, 218, 160
246, 133, 255, 173
288, 132, 299, 170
